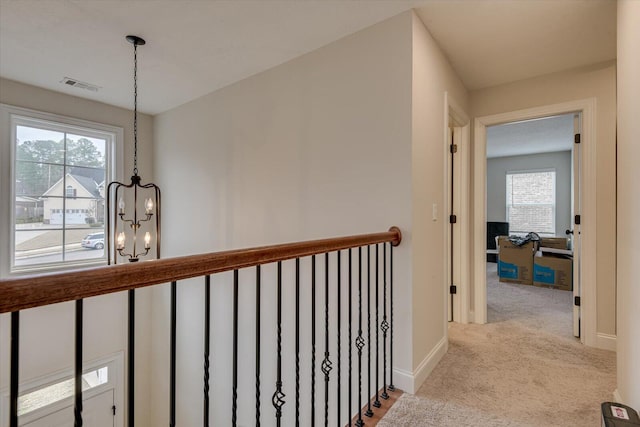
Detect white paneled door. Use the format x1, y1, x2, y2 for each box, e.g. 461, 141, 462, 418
23, 390, 114, 427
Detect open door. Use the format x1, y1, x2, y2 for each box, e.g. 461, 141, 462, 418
447, 125, 455, 322
571, 113, 582, 338
447, 122, 464, 323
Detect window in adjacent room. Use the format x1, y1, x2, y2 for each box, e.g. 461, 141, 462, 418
506, 169, 556, 235
8, 109, 121, 273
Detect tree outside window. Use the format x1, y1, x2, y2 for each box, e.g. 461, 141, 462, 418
9, 112, 118, 273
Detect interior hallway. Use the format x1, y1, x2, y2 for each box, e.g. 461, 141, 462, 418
379, 263, 616, 426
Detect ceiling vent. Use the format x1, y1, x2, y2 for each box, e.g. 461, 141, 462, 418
60, 77, 100, 92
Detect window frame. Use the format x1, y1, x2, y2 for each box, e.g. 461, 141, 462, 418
1, 104, 123, 276
505, 168, 557, 235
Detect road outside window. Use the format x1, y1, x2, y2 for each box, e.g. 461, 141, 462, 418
11, 114, 117, 272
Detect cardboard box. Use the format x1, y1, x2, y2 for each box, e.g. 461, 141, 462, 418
540, 237, 568, 250
497, 237, 537, 285
533, 255, 573, 291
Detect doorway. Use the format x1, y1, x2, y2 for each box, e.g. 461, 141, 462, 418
1, 354, 123, 427
484, 113, 579, 338
472, 99, 597, 346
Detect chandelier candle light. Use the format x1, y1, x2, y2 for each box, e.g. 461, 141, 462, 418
107, 35, 160, 263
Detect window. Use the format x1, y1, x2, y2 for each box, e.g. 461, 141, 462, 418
65, 185, 76, 198
4, 107, 122, 273
506, 170, 556, 235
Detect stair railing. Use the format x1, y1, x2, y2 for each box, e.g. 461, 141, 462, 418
1, 226, 402, 426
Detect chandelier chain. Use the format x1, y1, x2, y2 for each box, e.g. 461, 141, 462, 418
133, 42, 138, 176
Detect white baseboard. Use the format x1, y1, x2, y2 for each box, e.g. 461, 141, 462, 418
391, 337, 448, 394
613, 389, 622, 403
596, 333, 617, 352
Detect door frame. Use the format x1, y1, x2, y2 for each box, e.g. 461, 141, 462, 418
472, 98, 597, 347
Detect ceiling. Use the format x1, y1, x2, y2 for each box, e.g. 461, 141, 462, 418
0, 0, 617, 115
486, 114, 575, 159
414, 0, 616, 91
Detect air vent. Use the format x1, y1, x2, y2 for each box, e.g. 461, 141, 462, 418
60, 77, 100, 92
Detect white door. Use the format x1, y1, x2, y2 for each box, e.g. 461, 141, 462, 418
23, 390, 114, 427
447, 125, 454, 321
571, 113, 582, 338
447, 123, 464, 323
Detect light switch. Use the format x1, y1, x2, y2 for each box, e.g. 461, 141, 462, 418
432, 203, 438, 221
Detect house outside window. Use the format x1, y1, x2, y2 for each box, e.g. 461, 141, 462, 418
506, 169, 556, 235
65, 185, 76, 198
2, 106, 122, 274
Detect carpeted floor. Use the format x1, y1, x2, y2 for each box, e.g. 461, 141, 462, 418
379, 263, 616, 427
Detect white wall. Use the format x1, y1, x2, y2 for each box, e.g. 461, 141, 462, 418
470, 61, 617, 337
152, 12, 413, 426
152, 10, 468, 425
0, 78, 154, 426
411, 12, 469, 383
487, 151, 572, 237
616, 0, 640, 411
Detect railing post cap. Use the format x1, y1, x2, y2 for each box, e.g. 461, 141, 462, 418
389, 226, 402, 246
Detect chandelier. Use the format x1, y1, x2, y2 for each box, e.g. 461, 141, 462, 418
107, 35, 160, 263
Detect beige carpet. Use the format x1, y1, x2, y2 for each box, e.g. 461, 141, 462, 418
379, 263, 616, 427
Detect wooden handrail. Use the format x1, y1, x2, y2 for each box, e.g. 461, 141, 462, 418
0, 227, 401, 313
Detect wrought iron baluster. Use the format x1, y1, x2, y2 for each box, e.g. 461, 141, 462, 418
388, 245, 395, 392
10, 311, 19, 427
204, 276, 211, 426
75, 299, 83, 427
233, 270, 239, 427
129, 290, 135, 427
296, 258, 301, 426
336, 250, 342, 425
348, 249, 353, 426
256, 266, 262, 427
272, 262, 285, 426
365, 246, 373, 418
323, 253, 333, 427
381, 244, 389, 400
170, 281, 177, 427
311, 255, 316, 427
355, 247, 365, 427
373, 244, 381, 409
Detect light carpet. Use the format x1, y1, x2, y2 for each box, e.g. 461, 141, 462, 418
379, 263, 616, 427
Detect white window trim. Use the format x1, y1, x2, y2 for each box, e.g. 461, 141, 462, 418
0, 104, 124, 277
505, 167, 556, 235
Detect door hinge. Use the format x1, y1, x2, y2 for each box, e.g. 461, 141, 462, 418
450, 285, 457, 294
574, 133, 581, 144
449, 214, 457, 224
574, 296, 581, 306
450, 144, 458, 154
112, 405, 116, 416
575, 214, 581, 225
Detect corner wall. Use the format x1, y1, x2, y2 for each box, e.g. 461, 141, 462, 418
470, 61, 617, 340
616, 0, 640, 411
152, 10, 469, 423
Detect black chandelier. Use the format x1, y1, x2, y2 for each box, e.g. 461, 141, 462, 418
107, 35, 160, 263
